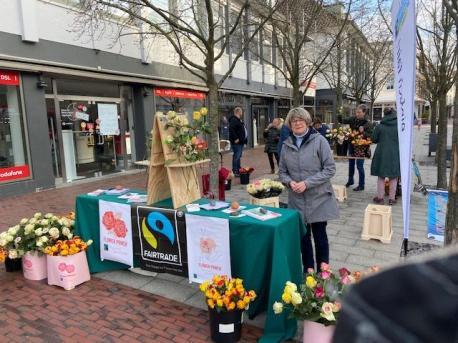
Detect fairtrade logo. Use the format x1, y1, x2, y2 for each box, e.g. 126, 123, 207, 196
141, 212, 175, 249
395, 0, 409, 37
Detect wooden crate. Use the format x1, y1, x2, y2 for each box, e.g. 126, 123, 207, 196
332, 185, 347, 202
249, 196, 280, 208
361, 204, 392, 244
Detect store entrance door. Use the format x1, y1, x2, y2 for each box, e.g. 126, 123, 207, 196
252, 106, 268, 146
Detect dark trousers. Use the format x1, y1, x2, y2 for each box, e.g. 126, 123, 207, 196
302, 221, 329, 271
232, 144, 244, 174
267, 152, 279, 171
348, 145, 365, 187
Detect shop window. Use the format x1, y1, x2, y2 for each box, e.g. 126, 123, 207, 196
154, 88, 206, 121
0, 70, 30, 183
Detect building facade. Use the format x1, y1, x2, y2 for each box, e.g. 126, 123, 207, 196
0, 0, 291, 197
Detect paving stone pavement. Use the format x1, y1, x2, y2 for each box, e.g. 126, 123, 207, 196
0, 125, 447, 341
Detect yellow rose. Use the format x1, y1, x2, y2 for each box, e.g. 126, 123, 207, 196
216, 299, 223, 307
281, 292, 292, 304
306, 276, 317, 288
200, 281, 209, 292
200, 107, 208, 116
193, 111, 201, 121
236, 300, 245, 310
291, 292, 303, 305
207, 299, 215, 309
273, 302, 283, 314
228, 302, 236, 310
60, 250, 69, 256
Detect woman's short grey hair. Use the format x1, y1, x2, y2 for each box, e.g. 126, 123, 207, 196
285, 107, 313, 128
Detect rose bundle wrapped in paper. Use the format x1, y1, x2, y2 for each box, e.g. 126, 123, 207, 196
246, 178, 285, 198
43, 237, 93, 257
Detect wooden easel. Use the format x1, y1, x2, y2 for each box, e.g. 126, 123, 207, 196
147, 112, 209, 209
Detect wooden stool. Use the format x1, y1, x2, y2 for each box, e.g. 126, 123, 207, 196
332, 185, 347, 202
361, 204, 392, 244
249, 196, 280, 208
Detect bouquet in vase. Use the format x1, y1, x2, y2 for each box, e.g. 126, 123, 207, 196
246, 179, 285, 198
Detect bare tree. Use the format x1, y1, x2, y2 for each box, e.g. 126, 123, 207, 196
255, 0, 354, 108
417, 0, 456, 189
442, 0, 458, 245
78, 0, 283, 192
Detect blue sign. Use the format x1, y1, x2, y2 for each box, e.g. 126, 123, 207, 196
427, 190, 448, 242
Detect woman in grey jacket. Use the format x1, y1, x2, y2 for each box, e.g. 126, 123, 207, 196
279, 107, 339, 272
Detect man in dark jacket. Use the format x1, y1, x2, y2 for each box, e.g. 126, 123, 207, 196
228, 107, 247, 176
338, 104, 372, 191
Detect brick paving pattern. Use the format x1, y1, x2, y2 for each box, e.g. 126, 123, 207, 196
0, 266, 263, 342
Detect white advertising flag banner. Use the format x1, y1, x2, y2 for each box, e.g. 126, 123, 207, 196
99, 200, 134, 267
391, 0, 416, 239
185, 214, 231, 283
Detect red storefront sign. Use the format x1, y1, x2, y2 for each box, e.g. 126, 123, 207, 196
0, 165, 31, 182
154, 88, 206, 100
0, 70, 20, 86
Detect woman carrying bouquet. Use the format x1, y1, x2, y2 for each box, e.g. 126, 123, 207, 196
279, 107, 339, 272
263, 118, 281, 173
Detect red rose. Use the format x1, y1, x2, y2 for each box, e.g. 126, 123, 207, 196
314, 286, 325, 298
102, 211, 115, 230
114, 219, 127, 238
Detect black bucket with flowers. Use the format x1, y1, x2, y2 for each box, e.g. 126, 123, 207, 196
200, 275, 257, 343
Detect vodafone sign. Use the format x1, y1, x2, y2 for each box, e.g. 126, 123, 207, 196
0, 70, 20, 86
0, 165, 30, 183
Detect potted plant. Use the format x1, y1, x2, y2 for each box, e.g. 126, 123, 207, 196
0, 225, 25, 272
200, 275, 257, 343
238, 167, 254, 185
273, 263, 361, 343
349, 131, 372, 159
44, 236, 92, 290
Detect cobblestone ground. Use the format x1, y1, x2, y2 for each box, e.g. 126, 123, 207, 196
0, 124, 449, 341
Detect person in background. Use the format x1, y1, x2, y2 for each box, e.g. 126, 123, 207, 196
277, 118, 291, 158
228, 107, 247, 177
279, 107, 339, 272
263, 118, 281, 174
313, 117, 330, 138
219, 115, 230, 140
371, 108, 400, 206
338, 104, 373, 191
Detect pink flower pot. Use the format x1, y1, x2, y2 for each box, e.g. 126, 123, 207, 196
47, 251, 90, 290
303, 320, 335, 343
22, 251, 47, 281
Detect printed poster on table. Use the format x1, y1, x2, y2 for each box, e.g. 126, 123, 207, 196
99, 200, 134, 267
134, 206, 188, 277
185, 214, 231, 283
427, 190, 448, 242
97, 103, 119, 135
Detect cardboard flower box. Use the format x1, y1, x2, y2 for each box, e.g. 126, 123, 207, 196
22, 251, 47, 281
47, 251, 90, 290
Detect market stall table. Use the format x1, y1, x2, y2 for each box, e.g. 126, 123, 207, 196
75, 194, 306, 343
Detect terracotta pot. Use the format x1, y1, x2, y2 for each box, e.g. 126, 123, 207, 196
303, 320, 335, 343
22, 251, 47, 280
208, 307, 243, 343
47, 251, 90, 290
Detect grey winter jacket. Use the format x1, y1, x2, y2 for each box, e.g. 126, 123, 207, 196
279, 132, 339, 224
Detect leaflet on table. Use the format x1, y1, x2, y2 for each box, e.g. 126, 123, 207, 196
87, 189, 106, 196
199, 201, 229, 210
105, 188, 129, 195
242, 207, 281, 221
127, 195, 148, 203
221, 206, 246, 213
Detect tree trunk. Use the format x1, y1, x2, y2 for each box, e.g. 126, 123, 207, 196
437, 94, 448, 189
445, 28, 458, 245
292, 84, 302, 107
430, 99, 437, 134
207, 80, 220, 195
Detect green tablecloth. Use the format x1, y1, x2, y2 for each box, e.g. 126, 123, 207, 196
75, 194, 306, 343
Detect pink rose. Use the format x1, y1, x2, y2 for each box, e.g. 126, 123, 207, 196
307, 268, 314, 274
314, 286, 325, 298
321, 270, 331, 280
320, 262, 330, 271
341, 275, 351, 285
339, 267, 350, 277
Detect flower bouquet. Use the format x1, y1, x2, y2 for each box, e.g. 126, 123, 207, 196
246, 179, 285, 199
164, 108, 210, 164
44, 236, 93, 290
326, 127, 352, 156
0, 212, 75, 277
350, 131, 372, 158
273, 263, 359, 342
200, 275, 256, 343
239, 167, 254, 185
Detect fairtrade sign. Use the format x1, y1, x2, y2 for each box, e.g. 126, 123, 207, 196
154, 88, 206, 100
0, 165, 30, 183
134, 206, 188, 277
0, 70, 20, 86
